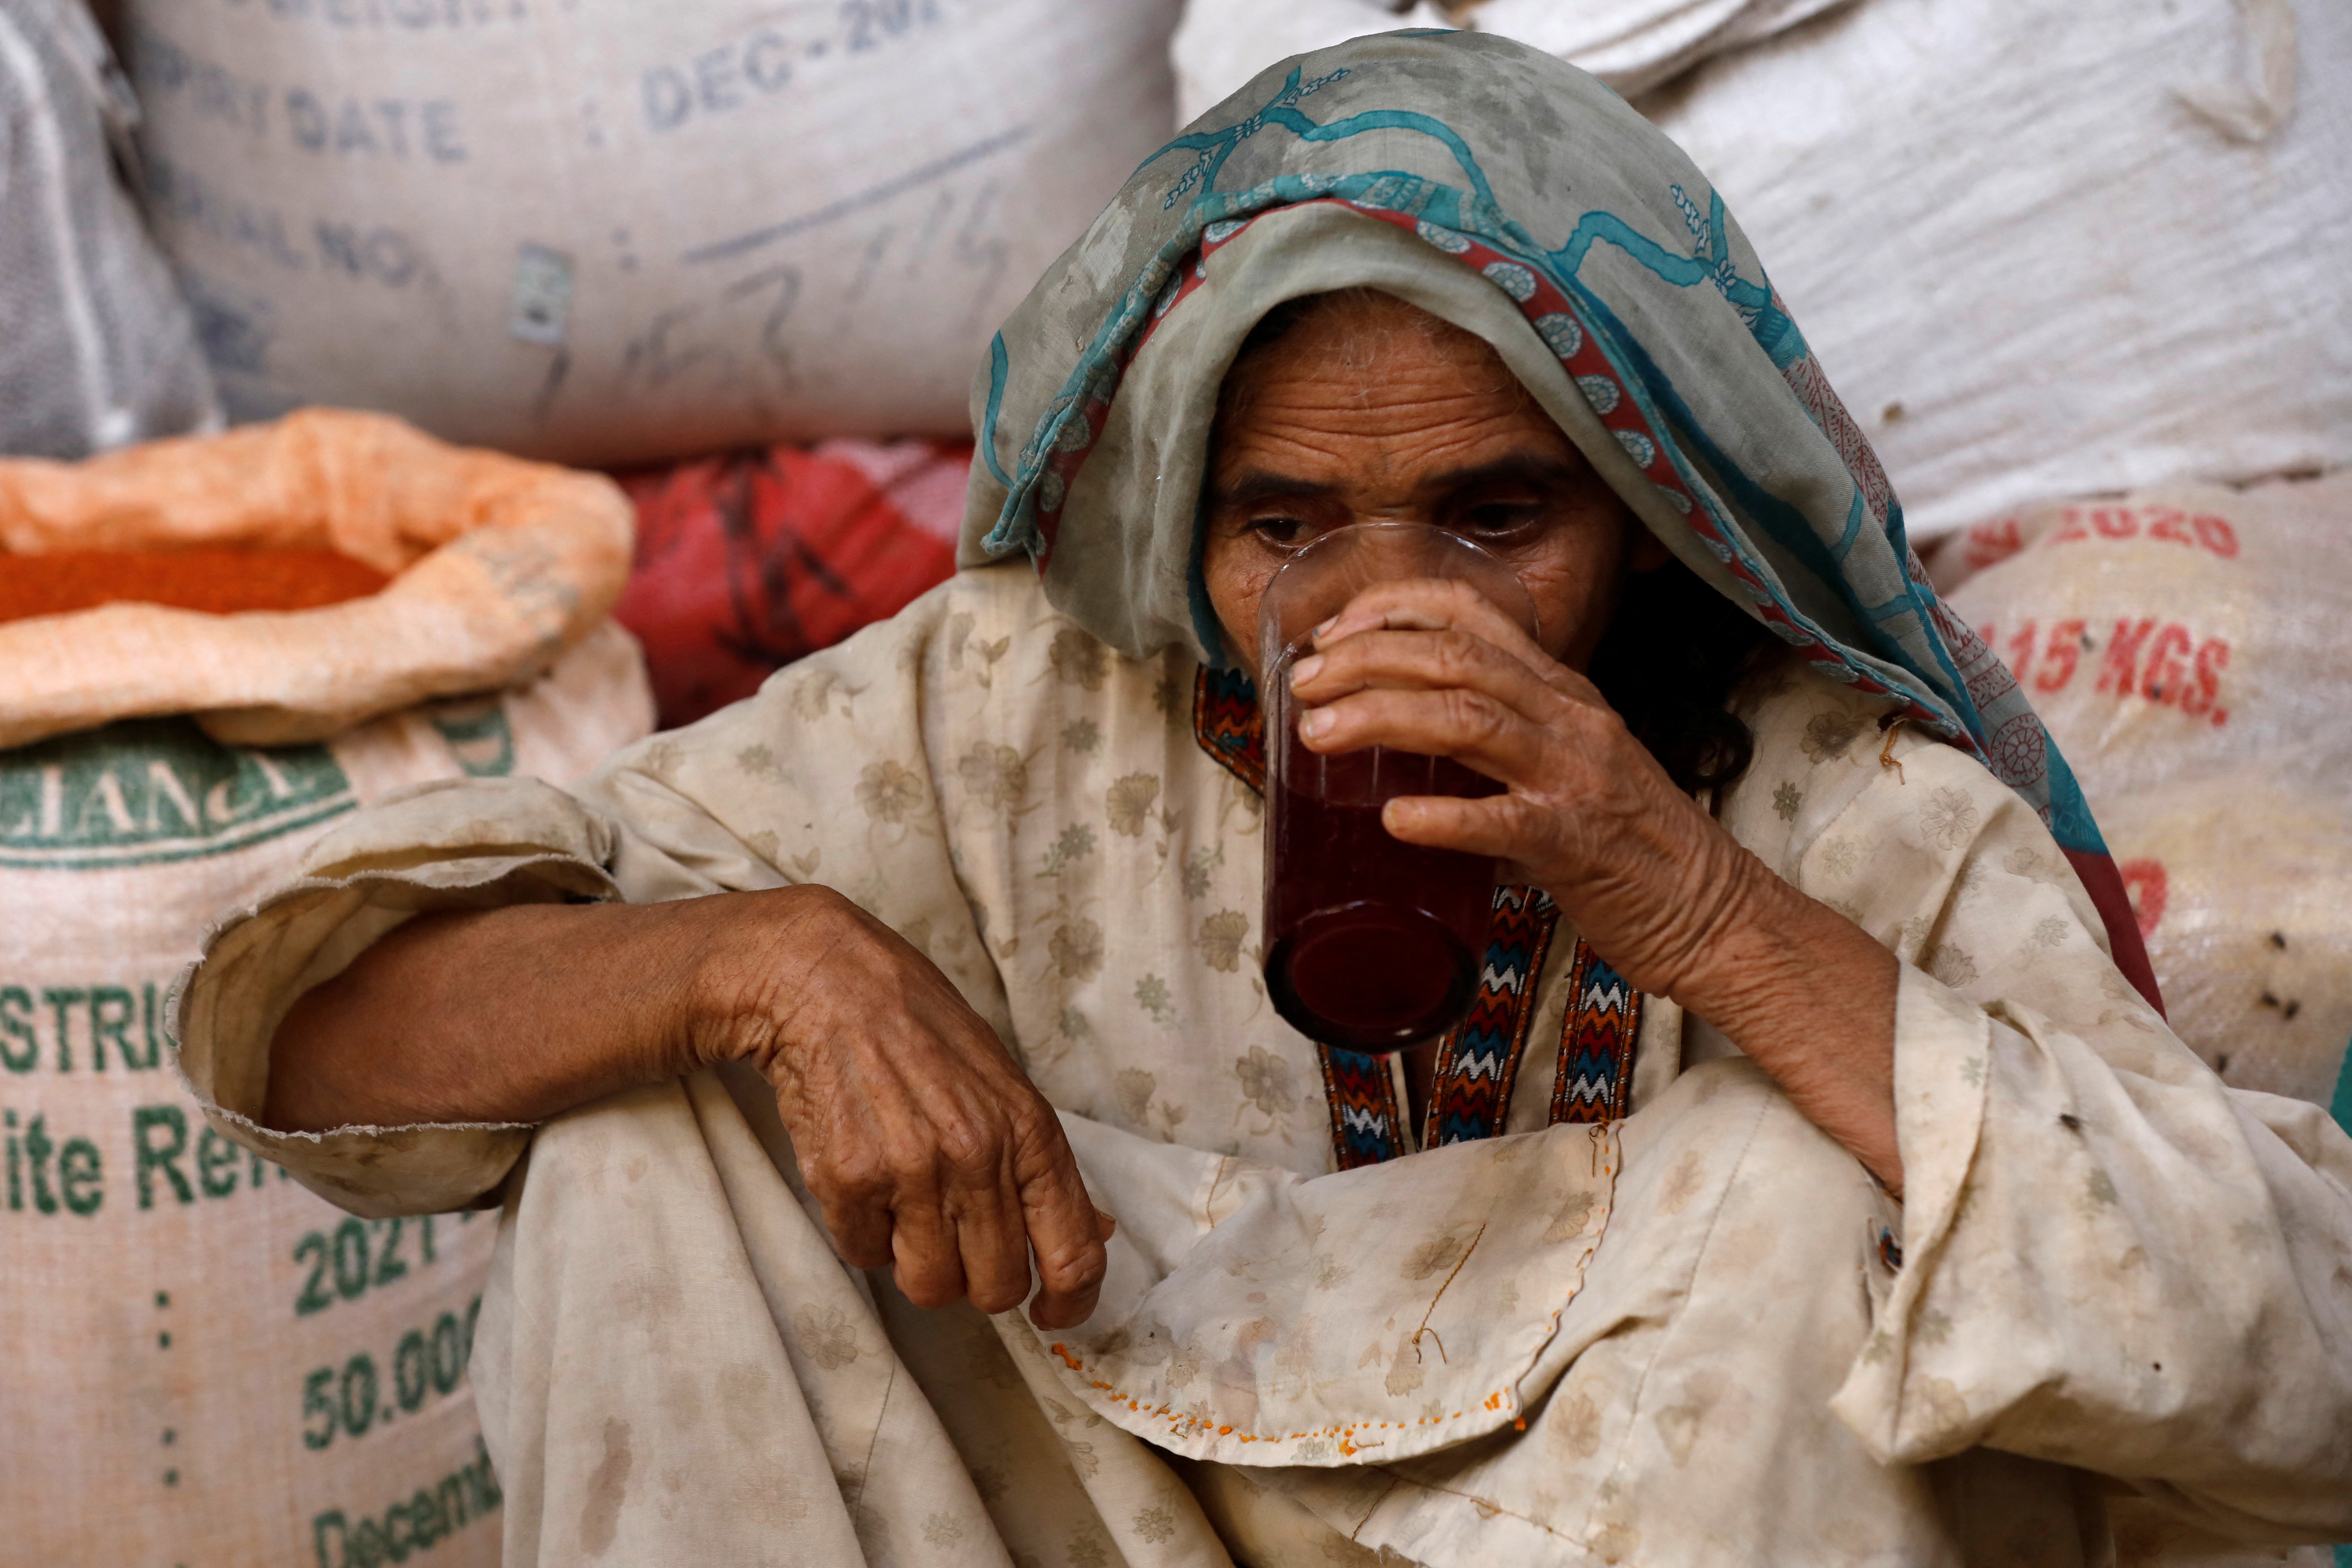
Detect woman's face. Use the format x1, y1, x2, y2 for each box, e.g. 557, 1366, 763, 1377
1201, 292, 1664, 684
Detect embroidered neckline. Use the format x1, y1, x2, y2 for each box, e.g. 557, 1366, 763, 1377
1191, 665, 1264, 792
1552, 944, 1643, 1125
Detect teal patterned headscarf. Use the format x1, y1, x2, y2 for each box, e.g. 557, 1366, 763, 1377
956, 29, 2162, 1006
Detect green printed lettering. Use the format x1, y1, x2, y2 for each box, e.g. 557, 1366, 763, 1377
303, 1367, 337, 1451
143, 759, 203, 834
42, 988, 85, 1072
90, 986, 146, 1070
133, 1104, 194, 1208
142, 982, 167, 1070
0, 762, 65, 838
24, 1114, 56, 1214
0, 720, 353, 870
407, 1486, 441, 1549
58, 1137, 101, 1215
425, 703, 514, 778
75, 769, 135, 838
312, 1509, 347, 1568
196, 1127, 242, 1198
333, 1216, 371, 1301
6, 1108, 21, 1210
293, 1231, 335, 1315
312, 1437, 501, 1567
0, 988, 35, 1073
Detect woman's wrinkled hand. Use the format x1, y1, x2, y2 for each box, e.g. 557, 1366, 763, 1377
1284, 576, 1771, 1003
691, 885, 1114, 1330
1285, 575, 1903, 1190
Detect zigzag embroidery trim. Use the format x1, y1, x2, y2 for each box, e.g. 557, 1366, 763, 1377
1319, 1046, 1404, 1170
1422, 886, 1559, 1149
1191, 665, 1265, 793
1549, 940, 1644, 1126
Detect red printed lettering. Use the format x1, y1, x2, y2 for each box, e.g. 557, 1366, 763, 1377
2185, 638, 2230, 723
2192, 513, 2240, 558
2095, 618, 2159, 695
2036, 619, 2085, 692
1963, 517, 2023, 572
2139, 623, 2194, 705
2146, 506, 2194, 546
2089, 507, 2137, 539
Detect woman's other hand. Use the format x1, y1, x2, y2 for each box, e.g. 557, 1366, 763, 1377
697, 886, 1115, 1330
269, 884, 1112, 1327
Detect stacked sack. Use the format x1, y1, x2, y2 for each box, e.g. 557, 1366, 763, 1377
1938, 473, 2352, 1117
612, 436, 970, 729
1171, 0, 2352, 543
0, 0, 218, 457
0, 409, 653, 1567
119, 0, 1185, 466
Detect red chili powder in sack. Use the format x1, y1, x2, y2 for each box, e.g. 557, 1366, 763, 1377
0, 549, 390, 623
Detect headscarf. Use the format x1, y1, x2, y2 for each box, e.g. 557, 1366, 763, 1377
956, 29, 2162, 1008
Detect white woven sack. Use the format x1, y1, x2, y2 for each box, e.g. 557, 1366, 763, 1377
1172, 0, 1848, 115
0, 626, 652, 1565
1173, 0, 2349, 542
0, 0, 218, 457
1637, 0, 2348, 539
122, 0, 1182, 465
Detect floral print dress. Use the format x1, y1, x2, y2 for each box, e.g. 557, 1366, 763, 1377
176, 564, 2352, 1568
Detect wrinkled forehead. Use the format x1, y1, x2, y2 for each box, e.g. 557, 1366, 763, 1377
1022, 202, 1732, 665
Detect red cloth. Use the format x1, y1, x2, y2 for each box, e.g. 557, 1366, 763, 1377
613, 439, 969, 730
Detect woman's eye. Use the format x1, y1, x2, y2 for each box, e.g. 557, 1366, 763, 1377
1458, 502, 1542, 536
1245, 515, 1309, 547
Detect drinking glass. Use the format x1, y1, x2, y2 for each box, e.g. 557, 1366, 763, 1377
1259, 524, 1539, 1052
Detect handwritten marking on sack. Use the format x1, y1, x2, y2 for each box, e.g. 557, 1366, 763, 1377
310, 1437, 503, 1568
301, 1297, 481, 1449
0, 719, 353, 870
641, 1, 952, 134
1973, 618, 2232, 726
293, 1214, 475, 1317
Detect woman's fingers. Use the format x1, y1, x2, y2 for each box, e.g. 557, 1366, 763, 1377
1314, 577, 1562, 686
1292, 625, 1567, 720
1298, 683, 1570, 793
1380, 790, 1550, 862
885, 1178, 968, 1309
1013, 1112, 1112, 1329
762, 896, 1109, 1324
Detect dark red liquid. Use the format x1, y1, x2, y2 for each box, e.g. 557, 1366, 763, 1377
1263, 731, 1500, 1052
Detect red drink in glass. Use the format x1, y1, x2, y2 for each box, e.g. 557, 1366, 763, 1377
1263, 723, 1503, 1051
1257, 524, 1536, 1053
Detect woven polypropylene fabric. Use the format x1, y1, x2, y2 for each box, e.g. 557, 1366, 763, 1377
0, 0, 215, 459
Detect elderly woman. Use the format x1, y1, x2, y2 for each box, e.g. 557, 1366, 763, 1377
180, 31, 2351, 1567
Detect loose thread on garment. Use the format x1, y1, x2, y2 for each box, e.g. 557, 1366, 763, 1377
1412, 1221, 1487, 1364
1878, 714, 1911, 781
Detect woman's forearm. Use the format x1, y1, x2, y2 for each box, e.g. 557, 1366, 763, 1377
262, 893, 772, 1133
1677, 863, 1904, 1193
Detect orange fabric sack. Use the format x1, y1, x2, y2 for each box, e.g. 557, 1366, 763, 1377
0, 408, 635, 747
